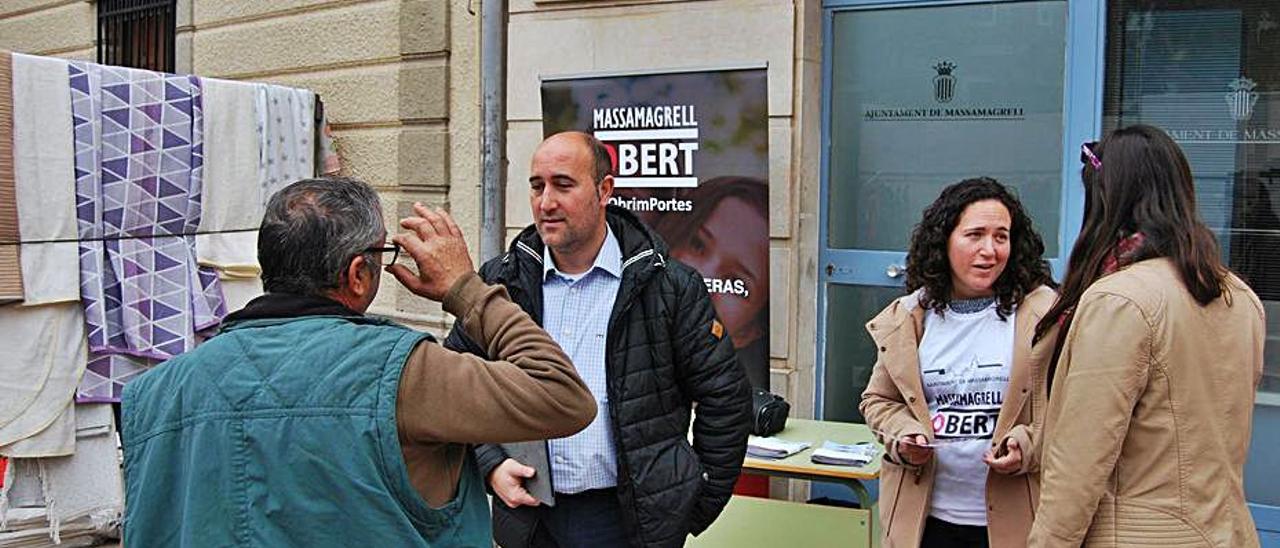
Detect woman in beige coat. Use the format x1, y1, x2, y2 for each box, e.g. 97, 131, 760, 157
1028, 125, 1265, 547
862, 178, 1057, 547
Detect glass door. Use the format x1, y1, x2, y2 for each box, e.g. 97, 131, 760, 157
818, 0, 1080, 422
1099, 1, 1280, 540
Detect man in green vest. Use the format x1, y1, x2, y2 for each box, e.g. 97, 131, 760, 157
121, 177, 597, 547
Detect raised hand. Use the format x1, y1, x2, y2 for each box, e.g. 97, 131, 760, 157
387, 203, 475, 302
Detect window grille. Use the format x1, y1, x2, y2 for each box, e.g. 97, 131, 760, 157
97, 0, 176, 72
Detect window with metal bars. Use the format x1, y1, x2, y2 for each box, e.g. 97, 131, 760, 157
97, 0, 176, 73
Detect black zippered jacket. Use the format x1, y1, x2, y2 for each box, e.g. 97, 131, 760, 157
444, 206, 752, 547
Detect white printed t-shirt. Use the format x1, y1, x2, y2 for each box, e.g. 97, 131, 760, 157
918, 299, 1015, 526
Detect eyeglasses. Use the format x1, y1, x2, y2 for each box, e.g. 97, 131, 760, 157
364, 242, 400, 265
1080, 141, 1102, 171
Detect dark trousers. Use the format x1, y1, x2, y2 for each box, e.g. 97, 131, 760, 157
920, 516, 989, 548
529, 488, 628, 548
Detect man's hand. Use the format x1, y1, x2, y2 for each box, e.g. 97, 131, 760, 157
898, 434, 934, 466
489, 458, 541, 509
984, 437, 1023, 475
388, 203, 475, 302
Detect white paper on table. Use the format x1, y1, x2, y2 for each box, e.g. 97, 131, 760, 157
746, 436, 811, 459
809, 440, 879, 466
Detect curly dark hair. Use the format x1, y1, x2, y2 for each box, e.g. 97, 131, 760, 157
905, 177, 1055, 319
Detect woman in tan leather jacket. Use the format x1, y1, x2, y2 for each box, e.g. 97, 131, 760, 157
861, 177, 1057, 548
1028, 125, 1265, 547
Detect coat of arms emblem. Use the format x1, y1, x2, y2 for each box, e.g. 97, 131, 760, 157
1226, 77, 1258, 122
933, 61, 957, 103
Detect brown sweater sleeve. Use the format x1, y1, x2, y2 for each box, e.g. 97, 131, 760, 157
396, 271, 596, 445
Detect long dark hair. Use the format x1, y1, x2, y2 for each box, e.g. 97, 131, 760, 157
906, 177, 1055, 319
1034, 124, 1228, 343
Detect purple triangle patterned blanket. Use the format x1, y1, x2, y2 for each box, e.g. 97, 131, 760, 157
68, 61, 226, 402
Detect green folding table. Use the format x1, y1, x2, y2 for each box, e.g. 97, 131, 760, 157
687, 418, 883, 547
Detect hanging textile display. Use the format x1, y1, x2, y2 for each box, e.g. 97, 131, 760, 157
2, 52, 332, 408
195, 81, 319, 279
0, 404, 122, 545
316, 96, 341, 176
196, 78, 262, 277
0, 303, 86, 452
2, 49, 335, 544
257, 83, 315, 205
0, 51, 20, 304
11, 53, 79, 306
0, 53, 87, 458
0, 402, 75, 459
68, 61, 225, 402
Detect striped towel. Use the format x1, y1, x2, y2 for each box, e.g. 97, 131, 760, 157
0, 51, 22, 303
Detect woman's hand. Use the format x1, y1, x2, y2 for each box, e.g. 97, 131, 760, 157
984, 437, 1023, 474
898, 434, 934, 466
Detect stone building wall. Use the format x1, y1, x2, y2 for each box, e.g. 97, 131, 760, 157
504, 0, 824, 420
0, 0, 482, 333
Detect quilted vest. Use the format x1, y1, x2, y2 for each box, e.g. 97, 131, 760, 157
122, 314, 490, 547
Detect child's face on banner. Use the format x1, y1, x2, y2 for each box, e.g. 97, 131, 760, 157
671, 196, 768, 347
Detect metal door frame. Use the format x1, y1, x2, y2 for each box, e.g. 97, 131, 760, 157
817, 3, 1280, 540
815, 0, 1104, 417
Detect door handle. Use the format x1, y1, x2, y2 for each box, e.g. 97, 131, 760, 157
886, 264, 906, 278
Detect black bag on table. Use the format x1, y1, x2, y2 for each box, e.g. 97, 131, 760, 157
751, 388, 790, 436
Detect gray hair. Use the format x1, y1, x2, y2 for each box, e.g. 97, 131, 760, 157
258, 177, 384, 296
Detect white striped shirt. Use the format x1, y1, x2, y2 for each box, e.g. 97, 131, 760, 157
542, 227, 622, 493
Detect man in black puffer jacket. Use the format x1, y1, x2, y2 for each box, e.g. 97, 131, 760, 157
444, 131, 752, 548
